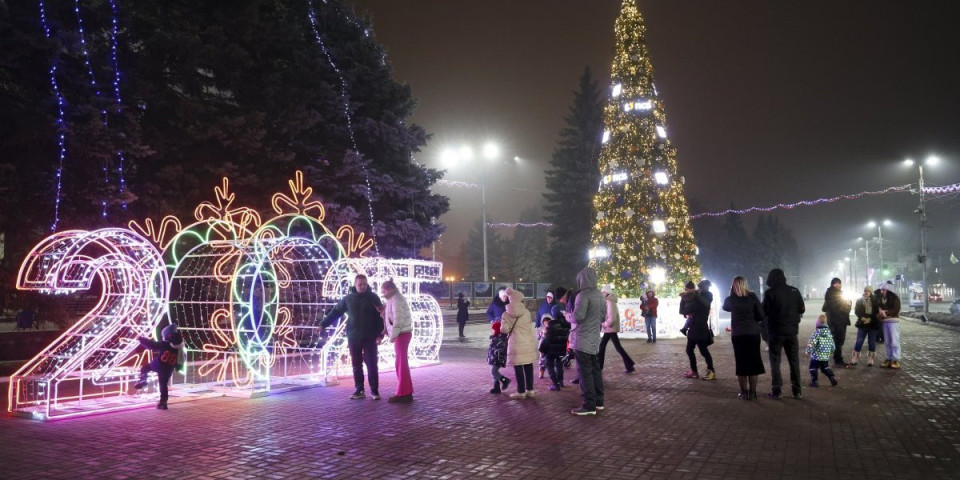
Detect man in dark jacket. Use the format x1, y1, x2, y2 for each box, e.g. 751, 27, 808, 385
762, 268, 806, 399
321, 274, 384, 400
821, 277, 852, 367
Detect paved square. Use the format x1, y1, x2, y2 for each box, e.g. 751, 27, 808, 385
2, 314, 958, 479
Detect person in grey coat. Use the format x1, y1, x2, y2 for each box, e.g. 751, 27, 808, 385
567, 267, 606, 416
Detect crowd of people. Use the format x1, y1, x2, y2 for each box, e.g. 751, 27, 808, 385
483, 267, 906, 414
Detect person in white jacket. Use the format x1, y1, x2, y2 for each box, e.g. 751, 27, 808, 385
599, 285, 636, 373
500, 287, 538, 399
380, 280, 414, 403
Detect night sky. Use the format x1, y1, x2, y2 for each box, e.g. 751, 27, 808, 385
350, 0, 960, 286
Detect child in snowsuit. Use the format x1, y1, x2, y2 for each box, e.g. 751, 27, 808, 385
487, 321, 510, 394
134, 323, 184, 409
805, 314, 838, 388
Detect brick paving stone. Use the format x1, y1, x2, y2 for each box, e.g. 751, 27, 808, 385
1, 313, 959, 479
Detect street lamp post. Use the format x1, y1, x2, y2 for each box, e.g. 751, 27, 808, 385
444, 142, 503, 282
905, 156, 939, 317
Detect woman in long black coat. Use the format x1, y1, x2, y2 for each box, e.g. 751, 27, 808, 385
722, 276, 765, 400
456, 293, 470, 338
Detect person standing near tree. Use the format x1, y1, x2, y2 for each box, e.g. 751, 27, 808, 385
321, 274, 384, 400
722, 276, 765, 400
456, 293, 470, 339
874, 281, 902, 369
680, 280, 716, 381
598, 285, 635, 373
642, 290, 659, 343
380, 280, 413, 403
821, 278, 852, 368
762, 268, 806, 400
567, 267, 606, 416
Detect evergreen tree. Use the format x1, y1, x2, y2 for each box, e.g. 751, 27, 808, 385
590, 0, 701, 297
542, 67, 604, 286
512, 207, 548, 282
1, 0, 447, 261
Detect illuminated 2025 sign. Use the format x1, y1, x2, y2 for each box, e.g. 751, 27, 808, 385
9, 171, 443, 420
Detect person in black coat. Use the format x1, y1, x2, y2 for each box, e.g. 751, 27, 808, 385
321, 274, 384, 400
762, 268, 806, 399
821, 278, 852, 367
722, 276, 765, 400
540, 312, 571, 391
680, 280, 716, 380
456, 293, 470, 338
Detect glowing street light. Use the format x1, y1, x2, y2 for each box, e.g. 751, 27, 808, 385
867, 219, 892, 282
904, 155, 943, 316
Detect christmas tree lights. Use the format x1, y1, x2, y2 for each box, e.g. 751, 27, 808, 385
589, 0, 702, 297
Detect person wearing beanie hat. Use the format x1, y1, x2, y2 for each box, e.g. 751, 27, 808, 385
821, 277, 852, 368
134, 322, 184, 410
487, 322, 510, 393
598, 285, 635, 373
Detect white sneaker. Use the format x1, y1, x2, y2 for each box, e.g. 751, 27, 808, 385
525, 390, 536, 398
509, 392, 527, 399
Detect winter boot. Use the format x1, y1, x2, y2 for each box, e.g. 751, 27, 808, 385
867, 352, 875, 367
828, 374, 839, 387
850, 351, 860, 366
490, 380, 501, 394
500, 376, 511, 391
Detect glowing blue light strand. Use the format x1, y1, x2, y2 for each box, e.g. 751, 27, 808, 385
107, 0, 127, 210
39, 0, 67, 231
307, 0, 379, 255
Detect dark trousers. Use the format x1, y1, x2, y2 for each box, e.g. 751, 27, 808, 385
768, 334, 802, 395
599, 333, 635, 370
685, 337, 714, 373
458, 322, 466, 337
828, 321, 847, 363
348, 336, 379, 394
575, 351, 604, 410
513, 364, 535, 393
808, 359, 835, 382
545, 353, 564, 386
139, 365, 174, 405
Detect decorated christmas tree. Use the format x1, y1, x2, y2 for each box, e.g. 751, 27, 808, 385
589, 0, 702, 297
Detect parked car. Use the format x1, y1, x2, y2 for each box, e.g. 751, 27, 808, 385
951, 299, 960, 315
929, 292, 943, 302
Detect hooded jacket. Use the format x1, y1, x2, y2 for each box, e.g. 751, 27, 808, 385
569, 267, 604, 354
499, 288, 537, 366
854, 294, 881, 330
762, 269, 805, 337
321, 286, 384, 340
822, 285, 852, 326
540, 314, 571, 357
601, 291, 621, 334
536, 298, 555, 328
382, 290, 413, 340
806, 325, 836, 361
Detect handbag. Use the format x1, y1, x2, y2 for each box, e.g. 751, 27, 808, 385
706, 329, 715, 346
